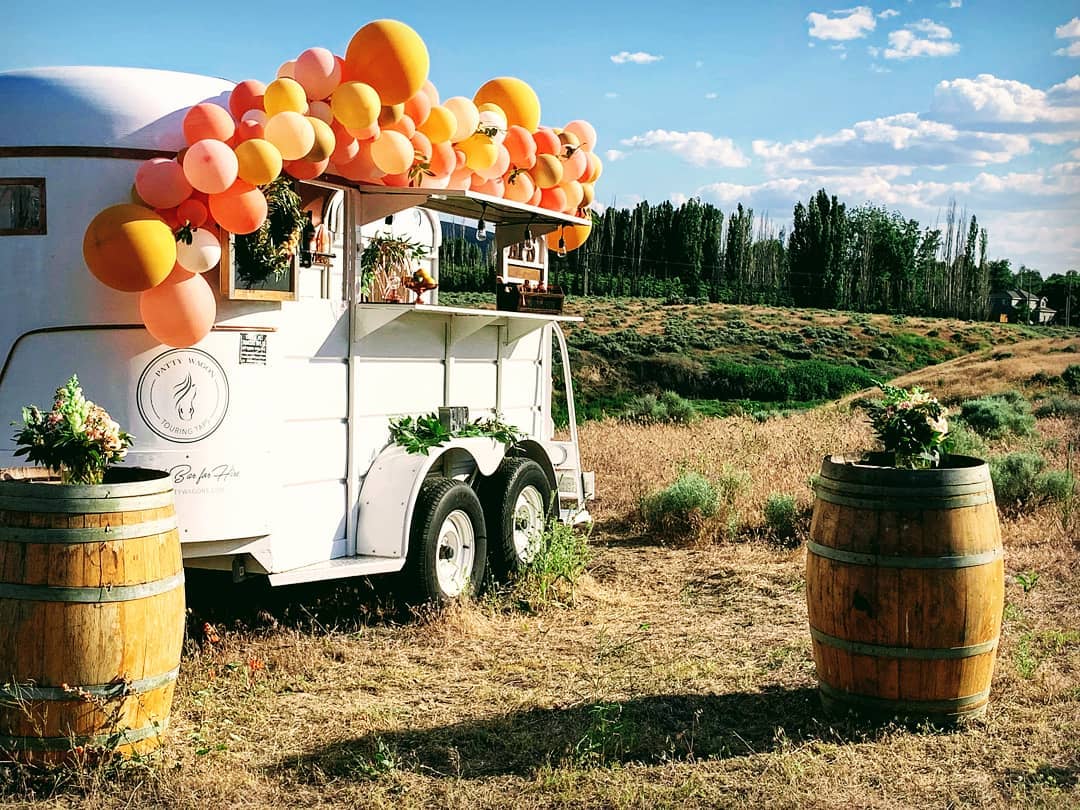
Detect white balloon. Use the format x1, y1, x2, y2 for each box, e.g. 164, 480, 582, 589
478, 109, 507, 145
175, 227, 222, 274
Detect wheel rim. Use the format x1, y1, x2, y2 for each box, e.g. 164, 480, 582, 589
436, 509, 476, 597
512, 485, 546, 564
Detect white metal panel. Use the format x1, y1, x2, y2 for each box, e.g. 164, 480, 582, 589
276, 360, 348, 420
353, 360, 445, 415
448, 361, 498, 410
273, 480, 350, 570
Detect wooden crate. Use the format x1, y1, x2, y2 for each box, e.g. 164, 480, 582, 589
496, 283, 564, 315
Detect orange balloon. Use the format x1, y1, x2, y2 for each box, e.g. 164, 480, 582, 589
344, 19, 430, 105
235, 138, 283, 186
265, 77, 308, 116
295, 47, 342, 100
386, 113, 416, 139
472, 176, 504, 198
447, 167, 473, 191
410, 130, 432, 163
330, 121, 360, 163
504, 125, 537, 169
177, 198, 208, 228
140, 271, 217, 348
381, 170, 411, 187
428, 140, 455, 177
562, 147, 588, 183
183, 139, 239, 194
304, 116, 336, 162
474, 77, 541, 132
443, 97, 479, 142
564, 120, 597, 152
264, 111, 315, 161
528, 187, 542, 207
533, 128, 561, 156
417, 104, 456, 144
159, 262, 197, 287
531, 153, 563, 189
208, 182, 268, 234
235, 119, 265, 142
183, 103, 236, 145
584, 151, 603, 183
379, 103, 405, 127
546, 220, 592, 253
332, 81, 381, 131
421, 80, 440, 105
503, 171, 535, 204
370, 130, 413, 174
474, 144, 510, 181
307, 100, 333, 124
229, 79, 266, 119
347, 121, 380, 141
540, 186, 567, 212
83, 204, 177, 292
403, 90, 431, 127
284, 157, 330, 181
135, 158, 193, 209
337, 144, 386, 183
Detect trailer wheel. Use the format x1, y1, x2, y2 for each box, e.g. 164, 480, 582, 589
479, 458, 553, 580
405, 477, 487, 604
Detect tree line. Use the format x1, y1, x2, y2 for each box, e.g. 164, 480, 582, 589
439, 189, 1067, 321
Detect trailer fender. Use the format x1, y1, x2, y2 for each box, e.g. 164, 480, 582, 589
355, 437, 507, 559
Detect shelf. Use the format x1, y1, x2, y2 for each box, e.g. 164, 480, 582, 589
352, 303, 581, 343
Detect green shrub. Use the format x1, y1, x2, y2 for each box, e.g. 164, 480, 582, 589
1034, 396, 1080, 418
990, 453, 1075, 509
705, 360, 872, 403
1037, 470, 1075, 504
1062, 365, 1080, 394
764, 493, 799, 541
959, 393, 1036, 439
641, 472, 718, 531
515, 519, 592, 608
620, 391, 698, 425
945, 423, 988, 459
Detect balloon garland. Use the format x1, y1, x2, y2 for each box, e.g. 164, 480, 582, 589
83, 18, 601, 348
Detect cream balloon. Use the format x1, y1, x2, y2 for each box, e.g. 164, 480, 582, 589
175, 226, 222, 273
443, 96, 479, 143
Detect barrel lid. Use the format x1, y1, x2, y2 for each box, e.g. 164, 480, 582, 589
821, 453, 990, 489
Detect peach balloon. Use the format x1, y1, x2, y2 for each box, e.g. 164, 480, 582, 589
284, 157, 330, 181
447, 167, 473, 191
159, 262, 196, 287
242, 109, 267, 125
140, 271, 216, 348
295, 47, 342, 100
304, 116, 336, 162
209, 182, 268, 235
386, 113, 415, 139
264, 111, 315, 161
564, 119, 597, 152
175, 226, 222, 273
330, 121, 360, 163
503, 125, 537, 169
533, 128, 561, 156
229, 79, 266, 119
528, 188, 542, 207
183, 139, 239, 194
421, 80, 440, 105
177, 198, 208, 228
381, 170, 410, 187
417, 104, 456, 144
443, 97, 479, 143
531, 153, 563, 189
428, 140, 455, 177
265, 77, 308, 116
337, 144, 385, 183
332, 81, 381, 131
370, 130, 413, 175
135, 158, 193, 209
83, 204, 177, 292
344, 19, 429, 105
307, 100, 333, 124
503, 171, 535, 204
560, 180, 584, 213
584, 151, 603, 183
183, 103, 236, 145
472, 176, 504, 198
277, 60, 296, 79
474, 77, 541, 132
235, 138, 283, 186
540, 186, 568, 213
410, 130, 432, 162
235, 119, 265, 142
562, 147, 588, 183
403, 90, 431, 127
346, 121, 380, 141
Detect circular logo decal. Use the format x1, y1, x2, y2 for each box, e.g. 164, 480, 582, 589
137, 349, 229, 443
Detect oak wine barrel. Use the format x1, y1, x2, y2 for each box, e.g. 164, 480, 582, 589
0, 467, 184, 762
807, 454, 1004, 722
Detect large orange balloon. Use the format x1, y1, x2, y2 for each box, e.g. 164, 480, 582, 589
533, 128, 561, 156
295, 47, 342, 100
504, 125, 537, 169
345, 19, 429, 106
140, 271, 216, 348
183, 103, 235, 145
183, 139, 239, 194
135, 158, 193, 209
264, 111, 316, 161
331, 81, 381, 131
503, 171, 535, 204
370, 130, 413, 175
83, 204, 177, 292
474, 77, 540, 132
417, 104, 456, 144
209, 182, 268, 235
235, 138, 283, 186
546, 220, 592, 253
229, 79, 266, 119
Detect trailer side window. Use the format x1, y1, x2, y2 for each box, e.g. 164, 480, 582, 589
0, 178, 46, 235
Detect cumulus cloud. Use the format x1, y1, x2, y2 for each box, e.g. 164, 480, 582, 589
610, 51, 663, 64
883, 19, 959, 59
605, 149, 627, 162
1057, 17, 1080, 39
705, 92, 718, 99
1057, 41, 1080, 58
879, 8, 900, 19
806, 6, 876, 40
907, 18, 952, 38
928, 74, 1080, 131
619, 130, 750, 168
948, 0, 962, 8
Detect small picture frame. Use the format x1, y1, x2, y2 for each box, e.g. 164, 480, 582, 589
219, 231, 299, 302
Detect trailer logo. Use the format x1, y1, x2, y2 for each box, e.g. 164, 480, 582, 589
137, 349, 229, 443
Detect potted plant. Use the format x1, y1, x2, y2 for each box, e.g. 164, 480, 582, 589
360, 231, 432, 303
806, 382, 1004, 723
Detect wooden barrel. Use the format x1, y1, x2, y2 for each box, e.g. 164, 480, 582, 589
807, 454, 1004, 722
0, 467, 184, 762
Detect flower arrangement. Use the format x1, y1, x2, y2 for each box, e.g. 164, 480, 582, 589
11, 375, 134, 485
866, 382, 949, 470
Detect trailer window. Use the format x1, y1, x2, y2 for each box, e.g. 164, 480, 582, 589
0, 178, 45, 235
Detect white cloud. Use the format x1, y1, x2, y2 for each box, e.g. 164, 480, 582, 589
929, 74, 1080, 129
604, 91, 619, 99
1056, 41, 1080, 58
705, 92, 718, 100
884, 28, 960, 59
870, 63, 892, 73
830, 44, 846, 51
1056, 17, 1080, 39
879, 8, 900, 18
619, 130, 751, 168
605, 149, 627, 162
806, 6, 876, 40
907, 18, 952, 38
610, 51, 663, 64
948, 0, 962, 8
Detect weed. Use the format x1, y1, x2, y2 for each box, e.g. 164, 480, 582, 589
641, 472, 719, 537
1062, 364, 1080, 394
1034, 396, 1080, 418
764, 493, 799, 542
1016, 570, 1040, 593
573, 702, 634, 767
1013, 630, 1080, 679
513, 518, 592, 609
959, 392, 1036, 439
990, 452, 1075, 510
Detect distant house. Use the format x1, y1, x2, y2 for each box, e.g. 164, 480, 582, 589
988, 289, 1055, 324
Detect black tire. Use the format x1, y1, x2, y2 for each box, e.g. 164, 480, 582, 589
478, 458, 553, 581
404, 477, 487, 605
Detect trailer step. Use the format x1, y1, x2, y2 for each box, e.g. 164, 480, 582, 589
267, 554, 405, 587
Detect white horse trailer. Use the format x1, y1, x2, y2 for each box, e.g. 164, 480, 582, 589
0, 66, 593, 602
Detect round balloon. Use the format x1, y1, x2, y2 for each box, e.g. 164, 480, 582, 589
177, 197, 208, 228
208, 182, 268, 234
264, 77, 309, 116
183, 139, 239, 195
562, 147, 588, 183
140, 271, 217, 348
331, 82, 381, 131
235, 138, 283, 186
474, 77, 540, 132
403, 90, 431, 127
417, 104, 456, 144
183, 103, 235, 145
83, 204, 177, 292
533, 128, 561, 156
307, 100, 334, 124
458, 132, 498, 172
135, 158, 193, 209
539, 186, 567, 213
294, 47, 342, 100
304, 116, 336, 162
546, 220, 592, 253
503, 171, 535, 204
229, 79, 266, 119
531, 153, 563, 189
564, 119, 597, 152
504, 125, 537, 169
264, 111, 316, 161
370, 130, 413, 175
175, 226, 222, 273
443, 97, 479, 143
283, 156, 330, 180
344, 19, 429, 105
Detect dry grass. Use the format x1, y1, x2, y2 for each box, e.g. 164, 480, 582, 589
3, 338, 1079, 809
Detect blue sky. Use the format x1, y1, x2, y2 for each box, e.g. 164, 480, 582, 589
5, 1, 1079, 274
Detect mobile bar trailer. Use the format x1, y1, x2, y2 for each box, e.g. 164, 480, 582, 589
0, 66, 593, 602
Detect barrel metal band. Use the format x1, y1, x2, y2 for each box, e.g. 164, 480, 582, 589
808, 541, 1003, 569
814, 486, 994, 511
811, 627, 998, 659
0, 516, 178, 545
0, 571, 185, 603
818, 680, 991, 714
0, 491, 175, 514
0, 717, 169, 752
0, 667, 179, 702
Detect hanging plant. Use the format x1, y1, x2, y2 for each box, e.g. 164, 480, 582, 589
233, 177, 304, 288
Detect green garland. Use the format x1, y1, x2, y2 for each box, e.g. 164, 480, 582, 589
234, 177, 304, 288
388, 412, 524, 455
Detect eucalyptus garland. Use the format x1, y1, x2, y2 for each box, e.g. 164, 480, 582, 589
234, 177, 304, 288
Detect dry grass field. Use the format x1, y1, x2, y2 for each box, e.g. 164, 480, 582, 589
2, 336, 1078, 809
